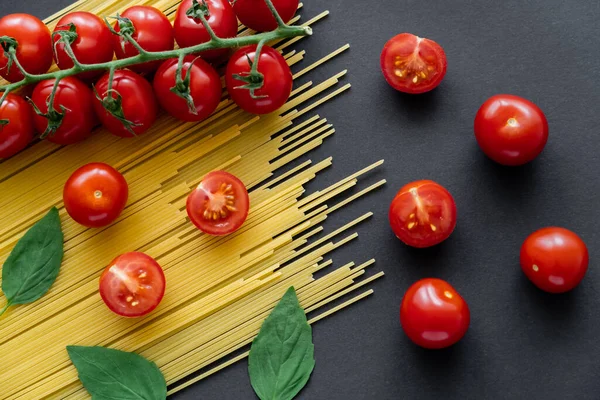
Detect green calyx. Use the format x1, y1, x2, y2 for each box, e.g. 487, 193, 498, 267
0, 119, 9, 128
186, 0, 211, 21
170, 56, 204, 115
0, 36, 18, 75
28, 96, 68, 139
104, 15, 136, 53
94, 87, 140, 135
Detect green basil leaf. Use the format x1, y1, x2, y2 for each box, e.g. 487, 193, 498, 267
67, 345, 167, 400
1, 207, 63, 309
249, 286, 315, 400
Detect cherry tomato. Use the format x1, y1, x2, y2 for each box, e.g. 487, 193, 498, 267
31, 77, 98, 145
0, 14, 53, 83
225, 45, 292, 115
53, 12, 114, 80
112, 6, 174, 75
99, 252, 166, 318
400, 278, 470, 349
380, 33, 447, 94
389, 180, 457, 248
233, 0, 298, 32
474, 94, 549, 166
153, 56, 222, 122
174, 0, 238, 61
63, 162, 128, 228
0, 94, 34, 158
520, 227, 589, 293
93, 70, 158, 138
187, 170, 249, 235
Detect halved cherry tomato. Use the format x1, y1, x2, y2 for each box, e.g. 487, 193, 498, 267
187, 170, 250, 235
0, 93, 34, 158
0, 14, 53, 83
64, 162, 128, 228
475, 94, 549, 166
99, 252, 166, 318
380, 33, 447, 94
233, 0, 299, 32
389, 180, 457, 248
520, 227, 589, 293
400, 278, 470, 349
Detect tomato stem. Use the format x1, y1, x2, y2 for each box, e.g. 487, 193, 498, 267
263, 0, 287, 28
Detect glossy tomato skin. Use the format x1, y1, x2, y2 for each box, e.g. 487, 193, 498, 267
389, 180, 457, 248
99, 252, 166, 318
0, 94, 34, 158
233, 0, 298, 32
63, 163, 128, 228
174, 0, 238, 61
187, 170, 250, 236
31, 77, 98, 145
0, 14, 53, 83
475, 94, 549, 166
520, 227, 589, 293
225, 45, 292, 115
94, 70, 158, 138
381, 33, 447, 94
400, 278, 470, 349
153, 56, 222, 122
113, 6, 174, 75
53, 12, 114, 80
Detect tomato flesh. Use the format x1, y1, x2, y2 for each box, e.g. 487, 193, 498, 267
0, 94, 34, 158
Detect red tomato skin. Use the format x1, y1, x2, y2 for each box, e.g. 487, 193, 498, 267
475, 94, 549, 166
233, 0, 299, 32
0, 14, 53, 83
400, 278, 470, 349
63, 162, 129, 228
174, 0, 238, 61
31, 77, 98, 145
389, 180, 457, 248
53, 12, 114, 80
153, 56, 222, 122
0, 94, 34, 158
225, 45, 292, 115
380, 33, 447, 94
93, 70, 158, 138
520, 227, 589, 293
113, 6, 174, 75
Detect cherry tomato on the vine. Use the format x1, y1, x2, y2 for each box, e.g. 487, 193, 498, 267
400, 278, 470, 349
0, 94, 34, 158
187, 170, 250, 236
153, 56, 222, 122
0, 14, 53, 83
64, 162, 129, 228
233, 0, 299, 32
112, 6, 174, 75
225, 45, 293, 115
99, 252, 166, 318
521, 227, 589, 294
475, 94, 549, 166
380, 33, 447, 94
389, 180, 457, 248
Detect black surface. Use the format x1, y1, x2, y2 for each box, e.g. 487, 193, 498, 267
4, 0, 600, 399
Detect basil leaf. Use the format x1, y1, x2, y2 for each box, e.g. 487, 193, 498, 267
249, 286, 315, 400
1, 207, 63, 311
67, 345, 167, 400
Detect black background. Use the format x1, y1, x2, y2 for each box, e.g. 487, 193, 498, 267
4, 0, 600, 399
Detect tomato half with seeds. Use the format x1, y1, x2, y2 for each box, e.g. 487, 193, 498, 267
389, 180, 457, 248
64, 163, 128, 228
380, 33, 447, 94
0, 93, 34, 158
186, 170, 250, 235
100, 252, 166, 318
233, 0, 299, 32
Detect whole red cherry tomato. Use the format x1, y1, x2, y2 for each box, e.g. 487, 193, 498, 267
380, 33, 447, 94
389, 180, 457, 248
0, 94, 34, 158
475, 94, 549, 166
225, 45, 293, 114
233, 0, 299, 32
112, 6, 174, 75
0, 14, 53, 83
400, 278, 470, 349
520, 227, 589, 293
31, 77, 98, 145
174, 0, 238, 61
93, 70, 158, 138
